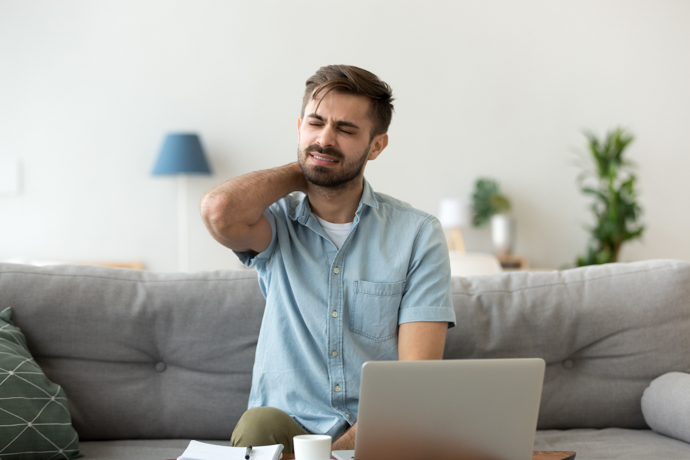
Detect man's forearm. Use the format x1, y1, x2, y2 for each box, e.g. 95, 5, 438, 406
397, 322, 448, 361
200, 162, 306, 244
332, 422, 357, 450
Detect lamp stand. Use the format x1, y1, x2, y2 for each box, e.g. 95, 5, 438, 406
446, 227, 466, 253
177, 175, 189, 272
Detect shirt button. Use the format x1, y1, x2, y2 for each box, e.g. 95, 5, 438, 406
331, 350, 338, 357
335, 385, 341, 392
334, 267, 340, 274
346, 414, 351, 419
332, 311, 338, 318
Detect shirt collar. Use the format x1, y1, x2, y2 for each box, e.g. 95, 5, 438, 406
291, 178, 379, 224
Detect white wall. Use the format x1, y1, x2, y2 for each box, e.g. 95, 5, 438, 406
1, 0, 689, 272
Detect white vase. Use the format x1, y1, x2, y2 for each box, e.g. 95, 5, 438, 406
491, 214, 515, 256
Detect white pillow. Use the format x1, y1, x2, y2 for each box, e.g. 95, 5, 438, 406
641, 372, 690, 443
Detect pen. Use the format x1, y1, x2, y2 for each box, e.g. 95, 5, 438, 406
245, 446, 253, 460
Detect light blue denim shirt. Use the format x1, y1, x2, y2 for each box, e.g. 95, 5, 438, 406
235, 179, 455, 439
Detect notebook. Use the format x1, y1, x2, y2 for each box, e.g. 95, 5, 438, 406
178, 440, 283, 460
333, 358, 545, 460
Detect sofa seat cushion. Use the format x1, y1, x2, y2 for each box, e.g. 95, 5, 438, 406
79, 439, 232, 460
79, 431, 690, 460
0, 307, 81, 459
535, 428, 690, 460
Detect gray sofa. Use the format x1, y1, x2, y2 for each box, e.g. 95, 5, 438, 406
1, 259, 689, 460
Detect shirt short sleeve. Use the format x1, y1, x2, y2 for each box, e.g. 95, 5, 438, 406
398, 217, 456, 327
233, 207, 278, 269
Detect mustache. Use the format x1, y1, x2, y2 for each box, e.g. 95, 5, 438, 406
305, 144, 344, 161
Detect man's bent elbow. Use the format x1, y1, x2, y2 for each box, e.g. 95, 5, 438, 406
200, 192, 246, 243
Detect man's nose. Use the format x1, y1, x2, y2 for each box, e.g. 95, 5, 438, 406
316, 125, 337, 147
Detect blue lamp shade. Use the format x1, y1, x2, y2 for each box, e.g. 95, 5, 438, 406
152, 133, 212, 175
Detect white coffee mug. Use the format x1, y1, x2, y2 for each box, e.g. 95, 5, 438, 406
293, 434, 332, 460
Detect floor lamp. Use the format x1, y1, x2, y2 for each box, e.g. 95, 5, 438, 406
152, 133, 212, 272
438, 198, 471, 253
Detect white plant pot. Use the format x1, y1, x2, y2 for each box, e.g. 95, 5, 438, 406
491, 214, 515, 256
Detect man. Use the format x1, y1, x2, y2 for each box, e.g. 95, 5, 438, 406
200, 65, 455, 452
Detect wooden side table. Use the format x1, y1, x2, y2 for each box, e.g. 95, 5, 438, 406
532, 453, 576, 460
497, 254, 530, 270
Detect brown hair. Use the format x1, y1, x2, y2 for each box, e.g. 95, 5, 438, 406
301, 65, 395, 138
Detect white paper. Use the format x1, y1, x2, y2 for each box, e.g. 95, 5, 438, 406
178, 440, 283, 460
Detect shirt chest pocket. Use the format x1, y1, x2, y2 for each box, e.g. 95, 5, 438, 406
351, 280, 405, 341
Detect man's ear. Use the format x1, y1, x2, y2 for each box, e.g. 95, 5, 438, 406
367, 133, 389, 161
297, 117, 302, 132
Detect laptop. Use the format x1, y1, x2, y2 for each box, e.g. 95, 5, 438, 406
333, 358, 545, 460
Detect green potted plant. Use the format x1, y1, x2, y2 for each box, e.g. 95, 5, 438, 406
471, 178, 513, 256
575, 128, 645, 266
472, 178, 511, 227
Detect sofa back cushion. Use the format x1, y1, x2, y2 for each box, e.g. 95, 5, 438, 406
0, 264, 265, 440
445, 259, 690, 429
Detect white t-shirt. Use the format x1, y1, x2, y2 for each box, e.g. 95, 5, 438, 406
315, 216, 353, 250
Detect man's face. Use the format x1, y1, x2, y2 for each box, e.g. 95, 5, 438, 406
297, 91, 387, 189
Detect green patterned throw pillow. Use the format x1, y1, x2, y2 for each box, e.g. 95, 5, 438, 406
0, 307, 81, 459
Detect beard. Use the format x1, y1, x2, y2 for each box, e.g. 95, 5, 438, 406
298, 142, 372, 189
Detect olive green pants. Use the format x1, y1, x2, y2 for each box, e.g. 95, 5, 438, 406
230, 407, 310, 454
